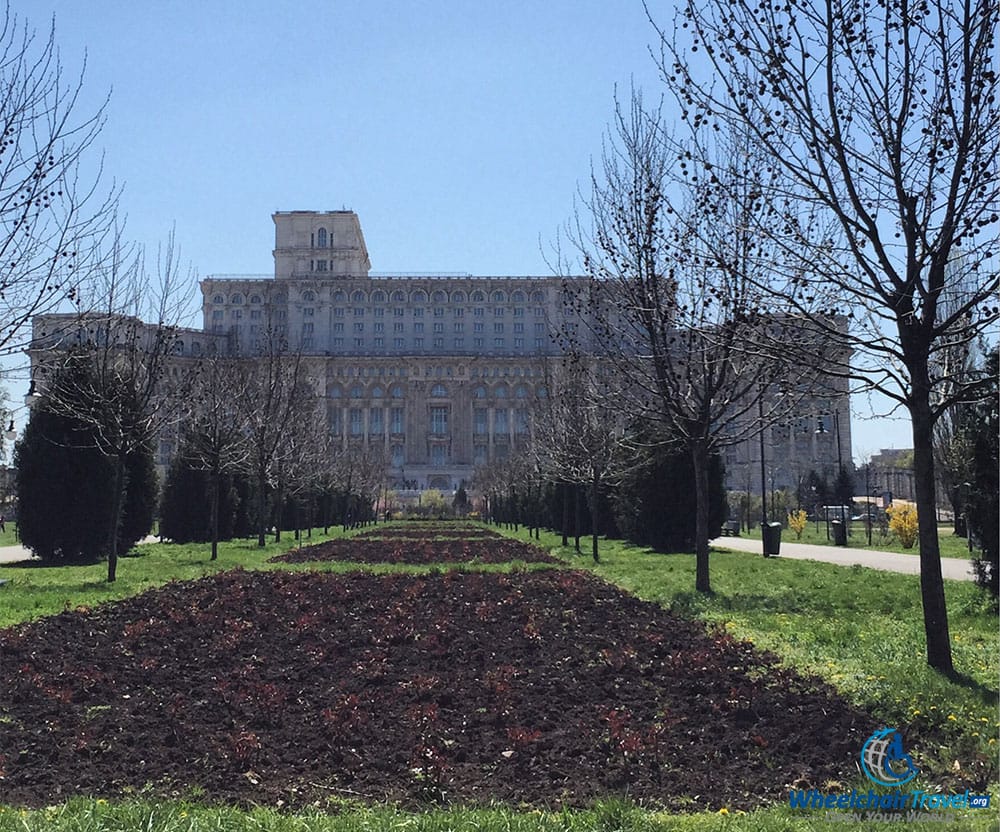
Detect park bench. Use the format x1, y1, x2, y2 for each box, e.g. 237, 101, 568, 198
721, 520, 741, 536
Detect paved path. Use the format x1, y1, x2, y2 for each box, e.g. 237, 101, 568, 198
0, 536, 162, 565
711, 535, 976, 581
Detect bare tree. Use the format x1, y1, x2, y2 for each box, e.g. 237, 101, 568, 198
653, 0, 998, 671
181, 354, 250, 560
561, 94, 817, 590
38, 227, 195, 581
0, 7, 117, 356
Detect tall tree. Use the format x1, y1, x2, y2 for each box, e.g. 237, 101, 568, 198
653, 0, 998, 670
561, 94, 820, 589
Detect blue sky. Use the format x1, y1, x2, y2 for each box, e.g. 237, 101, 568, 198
15, 0, 913, 457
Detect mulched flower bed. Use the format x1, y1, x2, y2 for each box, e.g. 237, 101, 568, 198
269, 537, 559, 564
354, 526, 504, 540
0, 568, 872, 810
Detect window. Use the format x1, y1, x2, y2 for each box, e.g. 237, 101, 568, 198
414, 322, 424, 333
250, 295, 261, 304
474, 308, 484, 317
231, 294, 243, 304
354, 307, 365, 316
350, 385, 364, 398
474, 337, 484, 348
232, 309, 243, 319
316, 260, 327, 271
303, 291, 315, 302
534, 322, 545, 334
433, 322, 444, 334
494, 323, 504, 333
374, 322, 385, 333
333, 291, 346, 302
474, 322, 484, 333
433, 337, 444, 348
370, 407, 384, 434
334, 322, 344, 333
515, 385, 529, 399
250, 309, 262, 320
374, 307, 384, 318
534, 338, 544, 349
394, 307, 404, 317
453, 307, 464, 317
390, 406, 404, 433
374, 337, 384, 347
412, 291, 427, 303
372, 291, 386, 303
454, 322, 464, 333
352, 291, 366, 303
511, 291, 525, 302
328, 385, 342, 398
474, 444, 488, 465
413, 308, 424, 318
492, 291, 505, 302
302, 322, 314, 333
329, 408, 342, 434
212, 310, 223, 320
393, 337, 405, 348
495, 385, 508, 399
354, 322, 364, 333
213, 294, 224, 304
431, 445, 447, 466
431, 383, 447, 397
494, 409, 508, 433
354, 337, 364, 348
453, 337, 464, 348
451, 290, 466, 302
304, 307, 315, 317
513, 322, 524, 333
316, 227, 328, 247
494, 338, 504, 347
472, 291, 485, 302
514, 337, 524, 348
513, 307, 524, 317
531, 291, 544, 302
430, 406, 448, 434
515, 409, 529, 434
350, 408, 363, 435
392, 444, 404, 466
371, 386, 384, 398
335, 307, 345, 317
433, 307, 444, 317
333, 337, 344, 347
474, 408, 487, 434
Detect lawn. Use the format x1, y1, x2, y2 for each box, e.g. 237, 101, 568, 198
0, 522, 996, 832
736, 519, 976, 558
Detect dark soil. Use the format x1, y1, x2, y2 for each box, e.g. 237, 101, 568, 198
0, 568, 872, 810
269, 537, 559, 564
354, 526, 504, 540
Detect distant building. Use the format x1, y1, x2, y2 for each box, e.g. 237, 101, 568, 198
28, 210, 851, 493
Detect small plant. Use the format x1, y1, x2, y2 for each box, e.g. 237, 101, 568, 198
887, 503, 919, 549
787, 508, 808, 539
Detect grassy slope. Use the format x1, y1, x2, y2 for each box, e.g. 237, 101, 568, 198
0, 523, 996, 832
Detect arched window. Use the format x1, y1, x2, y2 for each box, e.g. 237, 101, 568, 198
213, 294, 224, 304
173, 339, 184, 354
333, 291, 346, 302
302, 291, 315, 302
274, 293, 287, 304
432, 290, 446, 302
390, 385, 404, 398
350, 385, 364, 398
451, 290, 465, 302
472, 386, 487, 399
328, 385, 342, 398
472, 291, 485, 302
494, 385, 508, 399
515, 384, 529, 399
191, 341, 202, 356
492, 290, 505, 303
250, 295, 261, 304
511, 291, 525, 302
430, 383, 447, 397
372, 291, 386, 303
371, 386, 384, 398
393, 291, 406, 302
231, 294, 243, 305
352, 290, 366, 303
531, 290, 545, 302
316, 227, 328, 247
412, 290, 427, 303
536, 386, 548, 398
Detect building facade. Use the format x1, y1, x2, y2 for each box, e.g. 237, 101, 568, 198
30, 210, 852, 494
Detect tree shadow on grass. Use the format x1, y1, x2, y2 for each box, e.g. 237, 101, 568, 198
943, 670, 999, 708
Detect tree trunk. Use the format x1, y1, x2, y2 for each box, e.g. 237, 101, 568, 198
574, 483, 582, 553
106, 454, 127, 583
911, 397, 953, 673
274, 481, 283, 543
561, 482, 570, 547
256, 466, 268, 548
209, 466, 220, 561
589, 472, 600, 563
691, 443, 711, 593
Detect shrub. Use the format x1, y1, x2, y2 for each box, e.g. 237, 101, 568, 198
15, 403, 156, 563
159, 455, 241, 543
787, 509, 808, 539
886, 503, 919, 549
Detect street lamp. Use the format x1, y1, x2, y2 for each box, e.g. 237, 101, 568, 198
816, 408, 847, 537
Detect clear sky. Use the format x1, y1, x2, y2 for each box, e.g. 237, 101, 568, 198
14, 0, 914, 458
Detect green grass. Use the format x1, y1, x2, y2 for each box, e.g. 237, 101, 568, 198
1, 520, 997, 831
737, 520, 975, 558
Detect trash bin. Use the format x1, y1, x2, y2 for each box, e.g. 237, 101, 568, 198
831, 519, 847, 546
761, 521, 782, 556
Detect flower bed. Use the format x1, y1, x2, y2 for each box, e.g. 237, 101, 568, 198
269, 537, 558, 564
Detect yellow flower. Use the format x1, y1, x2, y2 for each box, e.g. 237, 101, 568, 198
948, 715, 957, 721
717, 807, 730, 815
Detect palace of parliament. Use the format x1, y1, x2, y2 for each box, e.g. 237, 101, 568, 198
30, 210, 851, 493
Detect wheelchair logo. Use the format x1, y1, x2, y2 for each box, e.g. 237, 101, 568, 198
860, 727, 919, 787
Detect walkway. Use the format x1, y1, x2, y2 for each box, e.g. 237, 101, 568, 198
711, 535, 976, 581
0, 536, 162, 566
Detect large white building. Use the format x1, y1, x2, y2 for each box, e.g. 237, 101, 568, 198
30, 210, 851, 494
